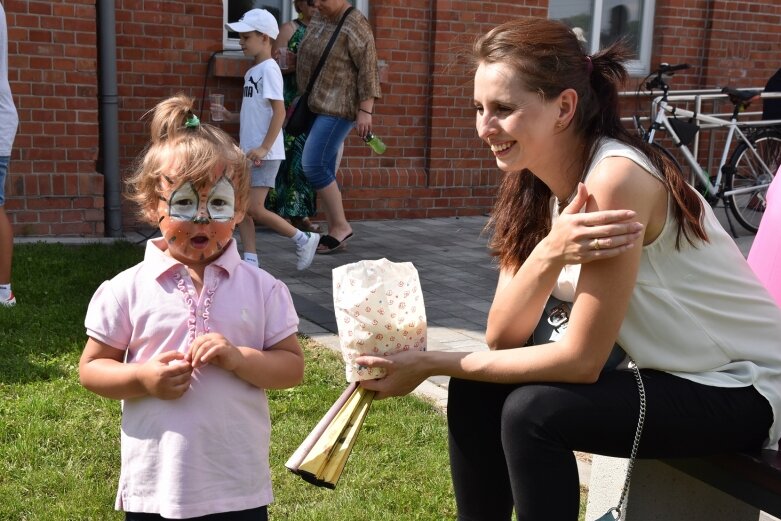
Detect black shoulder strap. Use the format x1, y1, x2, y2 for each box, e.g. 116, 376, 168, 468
304, 7, 354, 93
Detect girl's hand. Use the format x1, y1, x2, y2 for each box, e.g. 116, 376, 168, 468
355, 350, 427, 399
137, 350, 193, 400
186, 332, 242, 372
541, 182, 643, 265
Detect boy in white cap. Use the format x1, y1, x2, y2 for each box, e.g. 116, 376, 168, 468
216, 9, 320, 271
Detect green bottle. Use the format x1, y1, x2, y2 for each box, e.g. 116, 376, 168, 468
364, 132, 386, 154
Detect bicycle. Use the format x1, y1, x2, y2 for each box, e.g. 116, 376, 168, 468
632, 63, 781, 233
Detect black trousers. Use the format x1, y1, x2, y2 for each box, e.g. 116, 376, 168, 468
447, 370, 773, 521
125, 506, 267, 521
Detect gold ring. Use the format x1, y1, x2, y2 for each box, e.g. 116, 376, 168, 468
592, 238, 600, 251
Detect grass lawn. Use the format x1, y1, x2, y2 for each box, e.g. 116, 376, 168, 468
0, 242, 456, 520
0, 241, 587, 520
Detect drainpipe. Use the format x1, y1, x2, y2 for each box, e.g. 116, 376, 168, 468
98, 0, 122, 237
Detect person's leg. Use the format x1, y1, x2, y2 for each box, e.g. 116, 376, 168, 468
247, 186, 297, 238
499, 370, 773, 521
246, 161, 320, 270
0, 156, 14, 306
301, 115, 353, 245
237, 215, 258, 266
447, 377, 516, 520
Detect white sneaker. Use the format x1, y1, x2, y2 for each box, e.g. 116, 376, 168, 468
0, 291, 16, 307
296, 232, 320, 271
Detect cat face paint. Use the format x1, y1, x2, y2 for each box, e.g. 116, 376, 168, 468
156, 174, 241, 267
168, 177, 236, 223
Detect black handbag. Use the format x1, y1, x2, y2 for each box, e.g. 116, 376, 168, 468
530, 295, 626, 372
284, 7, 354, 136
285, 92, 315, 136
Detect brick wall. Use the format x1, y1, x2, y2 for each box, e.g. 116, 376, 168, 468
5, 0, 103, 236
4, 0, 781, 236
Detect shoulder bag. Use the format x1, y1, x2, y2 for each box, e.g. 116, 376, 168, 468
530, 297, 645, 521
285, 7, 354, 136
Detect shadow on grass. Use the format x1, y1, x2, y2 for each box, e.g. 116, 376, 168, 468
0, 241, 143, 384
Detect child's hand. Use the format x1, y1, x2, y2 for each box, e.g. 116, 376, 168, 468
137, 351, 193, 400
186, 332, 242, 372
247, 146, 268, 166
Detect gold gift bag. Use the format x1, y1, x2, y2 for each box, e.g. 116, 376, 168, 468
285, 259, 427, 488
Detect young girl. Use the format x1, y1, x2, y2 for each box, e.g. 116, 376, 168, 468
79, 94, 304, 521
216, 8, 320, 270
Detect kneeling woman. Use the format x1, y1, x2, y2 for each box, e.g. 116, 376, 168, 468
357, 18, 781, 521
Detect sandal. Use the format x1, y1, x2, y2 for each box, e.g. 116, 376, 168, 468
316, 233, 353, 254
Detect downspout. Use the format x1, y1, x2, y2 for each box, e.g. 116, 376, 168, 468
98, 0, 122, 237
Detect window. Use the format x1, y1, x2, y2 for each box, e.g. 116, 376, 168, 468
548, 0, 655, 75
223, 0, 369, 51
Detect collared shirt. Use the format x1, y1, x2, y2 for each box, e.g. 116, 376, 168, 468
85, 238, 299, 518
297, 9, 381, 120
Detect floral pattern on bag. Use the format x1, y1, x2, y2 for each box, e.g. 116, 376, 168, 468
333, 259, 427, 381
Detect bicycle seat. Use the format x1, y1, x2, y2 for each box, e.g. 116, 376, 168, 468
721, 87, 761, 108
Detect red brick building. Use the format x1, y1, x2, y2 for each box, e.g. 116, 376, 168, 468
4, 0, 780, 237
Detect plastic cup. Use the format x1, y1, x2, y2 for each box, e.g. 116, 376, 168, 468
209, 93, 224, 122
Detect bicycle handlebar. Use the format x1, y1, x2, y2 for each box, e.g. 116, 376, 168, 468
646, 63, 691, 90
657, 63, 690, 74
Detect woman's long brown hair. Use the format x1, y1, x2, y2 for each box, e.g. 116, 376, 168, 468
475, 19, 707, 272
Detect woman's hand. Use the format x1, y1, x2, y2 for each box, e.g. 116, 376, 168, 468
355, 109, 372, 139
355, 350, 428, 399
186, 332, 243, 372
541, 182, 643, 266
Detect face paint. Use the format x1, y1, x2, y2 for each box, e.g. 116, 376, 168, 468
156, 171, 241, 268
206, 177, 236, 222
168, 182, 200, 222
167, 178, 236, 223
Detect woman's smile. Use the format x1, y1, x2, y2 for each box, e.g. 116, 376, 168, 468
490, 140, 515, 156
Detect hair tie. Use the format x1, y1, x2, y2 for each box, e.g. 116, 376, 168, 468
185, 113, 200, 128
584, 55, 594, 76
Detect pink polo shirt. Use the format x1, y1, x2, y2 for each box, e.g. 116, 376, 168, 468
85, 238, 299, 518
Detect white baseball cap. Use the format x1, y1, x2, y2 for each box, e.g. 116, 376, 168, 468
225, 9, 279, 39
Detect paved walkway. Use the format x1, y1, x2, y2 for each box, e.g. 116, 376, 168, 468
251, 215, 496, 410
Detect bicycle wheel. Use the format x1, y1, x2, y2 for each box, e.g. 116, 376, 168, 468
725, 128, 781, 233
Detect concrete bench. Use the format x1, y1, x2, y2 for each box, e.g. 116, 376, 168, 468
585, 450, 781, 520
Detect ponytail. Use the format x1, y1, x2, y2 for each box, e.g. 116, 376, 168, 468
126, 94, 249, 225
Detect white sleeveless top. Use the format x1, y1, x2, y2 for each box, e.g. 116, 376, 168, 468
553, 138, 781, 449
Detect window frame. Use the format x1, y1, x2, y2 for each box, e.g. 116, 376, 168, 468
550, 0, 656, 76
222, 0, 369, 51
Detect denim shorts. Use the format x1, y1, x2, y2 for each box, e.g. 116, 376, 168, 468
302, 114, 354, 190
250, 159, 283, 188
0, 156, 9, 206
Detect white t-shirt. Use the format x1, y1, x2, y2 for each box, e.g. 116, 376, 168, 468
0, 3, 18, 156
239, 59, 285, 161
553, 138, 781, 450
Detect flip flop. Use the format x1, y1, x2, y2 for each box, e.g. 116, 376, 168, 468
316, 233, 353, 254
